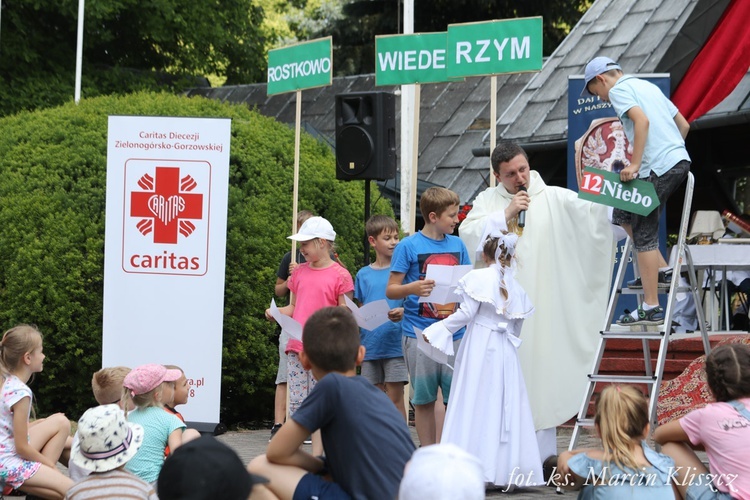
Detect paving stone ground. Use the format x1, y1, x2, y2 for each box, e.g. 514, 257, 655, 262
216, 424, 604, 499
31, 423, 695, 499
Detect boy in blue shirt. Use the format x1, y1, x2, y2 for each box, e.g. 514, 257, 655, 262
387, 187, 471, 446
583, 56, 691, 326
355, 215, 406, 420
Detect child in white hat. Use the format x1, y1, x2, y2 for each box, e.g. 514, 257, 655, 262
264, 216, 354, 456
398, 443, 485, 500
68, 404, 157, 499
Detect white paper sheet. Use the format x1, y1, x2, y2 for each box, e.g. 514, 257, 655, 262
417, 264, 472, 304
344, 295, 392, 331
269, 298, 303, 341
414, 327, 453, 370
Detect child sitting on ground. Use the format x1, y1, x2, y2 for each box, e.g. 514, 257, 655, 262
69, 366, 132, 482
398, 443, 484, 500
122, 364, 201, 485
163, 364, 191, 457
67, 404, 157, 499
249, 307, 415, 500
654, 343, 750, 499
158, 436, 269, 500
556, 384, 674, 499
0, 324, 74, 499
163, 364, 189, 423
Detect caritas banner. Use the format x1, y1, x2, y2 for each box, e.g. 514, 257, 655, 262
103, 116, 230, 430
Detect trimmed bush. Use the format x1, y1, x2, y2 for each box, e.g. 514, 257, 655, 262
0, 91, 392, 425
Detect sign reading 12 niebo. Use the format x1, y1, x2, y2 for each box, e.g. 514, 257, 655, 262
267, 37, 333, 95
578, 167, 660, 216
446, 17, 543, 78
375, 33, 449, 86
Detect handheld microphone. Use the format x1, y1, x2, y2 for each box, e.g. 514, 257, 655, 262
517, 186, 527, 228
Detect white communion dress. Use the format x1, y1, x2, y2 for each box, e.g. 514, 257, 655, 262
422, 264, 544, 487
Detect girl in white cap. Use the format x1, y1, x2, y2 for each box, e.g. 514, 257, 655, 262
122, 363, 201, 485
265, 216, 354, 455
0, 324, 74, 498
422, 231, 543, 488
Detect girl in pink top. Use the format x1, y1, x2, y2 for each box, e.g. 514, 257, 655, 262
654, 343, 750, 500
265, 216, 353, 454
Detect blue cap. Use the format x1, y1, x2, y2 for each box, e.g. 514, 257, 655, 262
581, 57, 622, 96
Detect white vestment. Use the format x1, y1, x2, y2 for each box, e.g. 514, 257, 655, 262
460, 171, 615, 430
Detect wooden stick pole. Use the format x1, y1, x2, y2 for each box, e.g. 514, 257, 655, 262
490, 75, 497, 187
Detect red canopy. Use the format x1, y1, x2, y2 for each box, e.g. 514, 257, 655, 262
672, 0, 750, 122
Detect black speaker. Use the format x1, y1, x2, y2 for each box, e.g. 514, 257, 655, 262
335, 92, 396, 181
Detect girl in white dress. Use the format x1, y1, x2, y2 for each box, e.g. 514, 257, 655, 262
423, 231, 543, 487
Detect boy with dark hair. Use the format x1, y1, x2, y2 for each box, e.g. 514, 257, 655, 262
387, 186, 471, 446
248, 307, 415, 500
355, 215, 406, 419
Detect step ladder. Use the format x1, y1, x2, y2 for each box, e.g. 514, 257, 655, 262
568, 172, 711, 450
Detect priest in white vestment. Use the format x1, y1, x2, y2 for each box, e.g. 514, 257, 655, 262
460, 141, 616, 461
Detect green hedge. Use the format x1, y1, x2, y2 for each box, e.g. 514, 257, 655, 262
0, 91, 393, 426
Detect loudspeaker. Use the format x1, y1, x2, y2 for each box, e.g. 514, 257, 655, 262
335, 92, 396, 181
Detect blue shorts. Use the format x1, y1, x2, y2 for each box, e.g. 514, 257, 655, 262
293, 473, 351, 500
685, 473, 735, 500
402, 336, 458, 405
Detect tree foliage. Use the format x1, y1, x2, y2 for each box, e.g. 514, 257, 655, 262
0, 92, 392, 425
0, 0, 268, 116
302, 0, 592, 75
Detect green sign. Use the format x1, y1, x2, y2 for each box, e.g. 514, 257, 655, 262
578, 167, 660, 216
375, 33, 449, 85
446, 17, 543, 78
267, 37, 332, 95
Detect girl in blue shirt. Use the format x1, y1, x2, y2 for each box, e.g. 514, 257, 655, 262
556, 385, 675, 499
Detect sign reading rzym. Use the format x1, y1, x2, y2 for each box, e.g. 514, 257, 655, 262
375, 33, 449, 85
267, 37, 333, 95
578, 167, 660, 216
446, 17, 543, 78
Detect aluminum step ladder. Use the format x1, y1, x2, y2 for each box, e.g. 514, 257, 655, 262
568, 172, 711, 450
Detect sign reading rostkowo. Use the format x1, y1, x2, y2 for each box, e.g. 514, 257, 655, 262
375, 33, 449, 85
103, 116, 231, 429
446, 17, 542, 78
578, 167, 660, 216
267, 37, 333, 95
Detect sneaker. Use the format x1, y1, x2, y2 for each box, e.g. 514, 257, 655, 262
303, 436, 313, 445
617, 305, 665, 326
268, 423, 282, 442
627, 269, 672, 289
543, 455, 558, 484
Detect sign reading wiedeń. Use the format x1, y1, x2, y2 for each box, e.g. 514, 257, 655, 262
103, 115, 231, 428
267, 37, 333, 95
375, 33, 449, 85
446, 17, 543, 78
